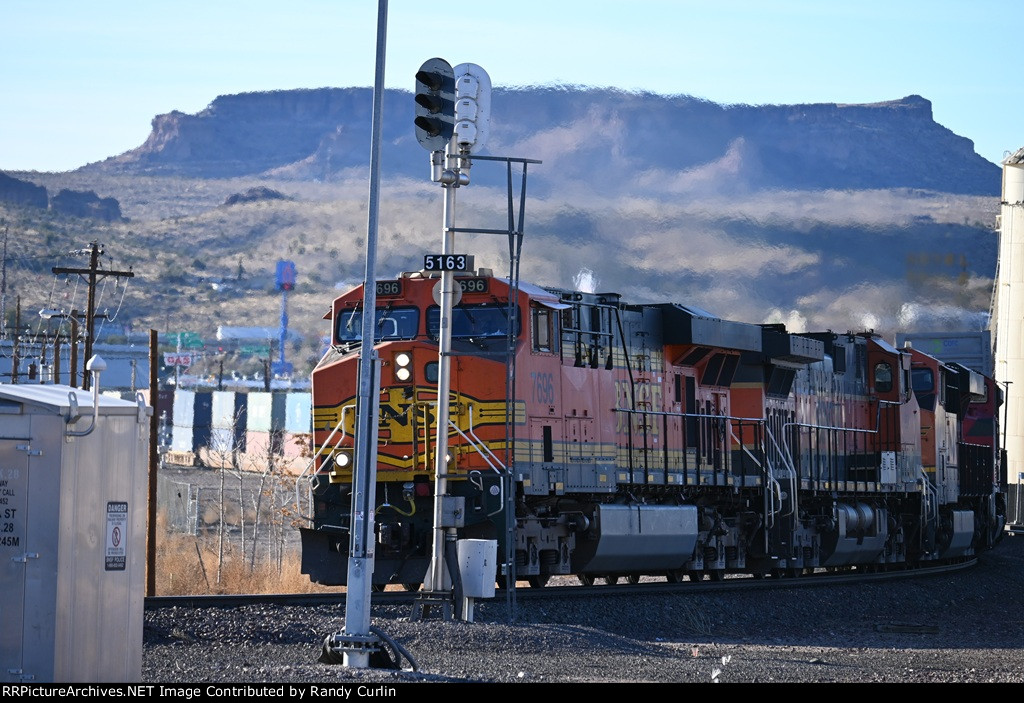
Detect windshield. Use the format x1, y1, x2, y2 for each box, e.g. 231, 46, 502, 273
427, 303, 518, 339
336, 306, 419, 344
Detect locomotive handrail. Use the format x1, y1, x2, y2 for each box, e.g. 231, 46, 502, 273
741, 420, 791, 524
448, 406, 508, 518
919, 469, 938, 524
613, 406, 791, 538
781, 411, 889, 486
465, 405, 508, 472
294, 403, 356, 522
448, 411, 507, 472
726, 420, 784, 531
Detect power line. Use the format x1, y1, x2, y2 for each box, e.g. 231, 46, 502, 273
51, 241, 135, 390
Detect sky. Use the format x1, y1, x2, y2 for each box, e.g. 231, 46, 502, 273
2, 0, 1020, 173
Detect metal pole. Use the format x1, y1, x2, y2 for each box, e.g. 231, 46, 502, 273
341, 0, 387, 669
11, 296, 20, 383
148, 329, 158, 597
70, 313, 79, 388
1, 222, 8, 337
83, 242, 99, 390
1002, 381, 1011, 453
279, 289, 288, 369
428, 172, 458, 598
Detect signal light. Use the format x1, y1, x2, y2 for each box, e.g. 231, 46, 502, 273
452, 63, 491, 153
414, 58, 455, 152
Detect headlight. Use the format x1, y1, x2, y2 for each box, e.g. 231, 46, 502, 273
393, 351, 413, 383
327, 449, 354, 484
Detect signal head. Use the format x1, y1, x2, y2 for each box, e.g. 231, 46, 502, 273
414, 58, 455, 151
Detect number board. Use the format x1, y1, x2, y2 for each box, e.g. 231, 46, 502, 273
375, 280, 402, 297
456, 277, 488, 294
424, 254, 474, 272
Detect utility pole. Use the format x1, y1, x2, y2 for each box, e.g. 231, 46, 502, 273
1, 222, 9, 337
52, 241, 134, 390
11, 297, 20, 383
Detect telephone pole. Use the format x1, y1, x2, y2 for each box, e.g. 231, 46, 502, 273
52, 241, 134, 390
1, 222, 9, 337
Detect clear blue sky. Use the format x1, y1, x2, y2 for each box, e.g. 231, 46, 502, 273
2, 0, 1019, 172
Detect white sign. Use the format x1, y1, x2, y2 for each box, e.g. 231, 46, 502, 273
164, 352, 194, 367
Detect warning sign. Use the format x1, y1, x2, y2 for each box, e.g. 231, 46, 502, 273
105, 501, 128, 571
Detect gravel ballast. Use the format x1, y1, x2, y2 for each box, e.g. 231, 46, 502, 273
143, 533, 1024, 684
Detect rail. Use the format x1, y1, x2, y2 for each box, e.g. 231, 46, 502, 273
779, 396, 903, 486
612, 407, 773, 486
735, 420, 789, 525
448, 406, 509, 518
294, 402, 356, 521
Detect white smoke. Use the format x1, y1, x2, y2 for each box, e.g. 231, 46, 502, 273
574, 267, 598, 293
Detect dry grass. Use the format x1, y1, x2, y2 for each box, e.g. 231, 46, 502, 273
151, 508, 341, 596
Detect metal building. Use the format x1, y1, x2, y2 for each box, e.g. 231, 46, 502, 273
991, 146, 1024, 529
896, 331, 992, 376
0, 381, 151, 682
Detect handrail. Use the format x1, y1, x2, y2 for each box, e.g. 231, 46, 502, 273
728, 420, 784, 528
294, 403, 356, 522
918, 468, 939, 556
919, 468, 937, 522
448, 406, 507, 518
465, 405, 507, 472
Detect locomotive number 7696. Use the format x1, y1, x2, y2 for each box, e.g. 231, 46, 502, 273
531, 372, 555, 405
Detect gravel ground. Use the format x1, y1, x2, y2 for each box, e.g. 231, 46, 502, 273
143, 532, 1024, 684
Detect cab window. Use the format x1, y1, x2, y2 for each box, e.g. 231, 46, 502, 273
911, 368, 934, 393
426, 303, 519, 340
532, 307, 558, 353
874, 362, 893, 393
336, 306, 419, 344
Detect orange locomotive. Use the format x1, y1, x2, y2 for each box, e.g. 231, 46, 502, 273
298, 269, 1007, 588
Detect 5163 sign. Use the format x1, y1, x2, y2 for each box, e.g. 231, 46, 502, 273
424, 254, 474, 272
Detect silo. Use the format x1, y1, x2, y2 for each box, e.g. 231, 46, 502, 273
991, 146, 1024, 528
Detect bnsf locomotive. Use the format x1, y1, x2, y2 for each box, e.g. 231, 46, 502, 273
298, 268, 1007, 588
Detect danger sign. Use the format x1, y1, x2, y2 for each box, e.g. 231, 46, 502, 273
105, 501, 127, 571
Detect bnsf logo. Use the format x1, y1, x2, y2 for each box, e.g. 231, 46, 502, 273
320, 388, 494, 445
613, 380, 663, 434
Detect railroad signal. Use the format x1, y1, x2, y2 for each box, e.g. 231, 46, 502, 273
414, 58, 456, 151
452, 63, 491, 153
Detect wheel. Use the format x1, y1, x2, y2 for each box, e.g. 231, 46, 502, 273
402, 582, 421, 592
626, 574, 641, 584
578, 574, 596, 586
496, 574, 509, 590
708, 570, 725, 581
687, 570, 705, 582
666, 569, 685, 583
527, 574, 549, 588
371, 583, 386, 593
603, 575, 619, 585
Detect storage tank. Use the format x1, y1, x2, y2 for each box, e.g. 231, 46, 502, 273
991, 146, 1024, 528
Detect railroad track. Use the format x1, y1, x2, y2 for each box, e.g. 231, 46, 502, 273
145, 555, 977, 611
